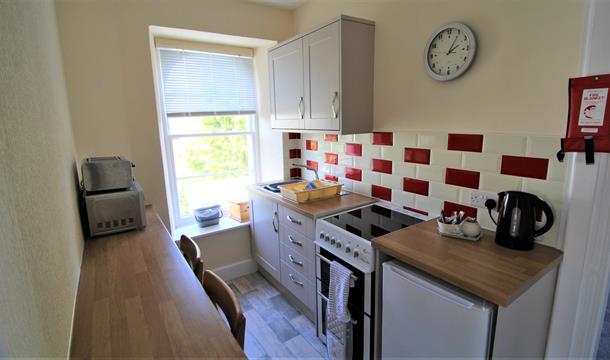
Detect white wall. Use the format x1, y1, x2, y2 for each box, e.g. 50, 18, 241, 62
0, 0, 84, 356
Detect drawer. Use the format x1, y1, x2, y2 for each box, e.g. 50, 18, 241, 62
280, 243, 315, 282
279, 205, 314, 238
279, 225, 315, 263
281, 260, 315, 312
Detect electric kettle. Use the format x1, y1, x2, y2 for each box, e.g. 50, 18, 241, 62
494, 191, 554, 250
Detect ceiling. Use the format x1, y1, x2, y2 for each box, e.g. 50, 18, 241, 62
249, 0, 306, 10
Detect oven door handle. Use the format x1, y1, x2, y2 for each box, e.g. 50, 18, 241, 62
316, 253, 358, 283
317, 291, 358, 325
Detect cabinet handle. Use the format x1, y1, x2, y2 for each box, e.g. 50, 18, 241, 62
288, 254, 303, 266
289, 273, 304, 287
286, 215, 302, 225
272, 211, 278, 233
298, 97, 304, 119
331, 91, 339, 119
288, 235, 303, 247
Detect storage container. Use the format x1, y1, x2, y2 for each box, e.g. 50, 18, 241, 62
279, 180, 342, 203
229, 199, 250, 223
194, 204, 222, 227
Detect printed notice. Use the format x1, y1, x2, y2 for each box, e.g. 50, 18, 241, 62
579, 88, 608, 126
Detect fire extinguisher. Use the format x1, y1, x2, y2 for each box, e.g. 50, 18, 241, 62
557, 74, 610, 164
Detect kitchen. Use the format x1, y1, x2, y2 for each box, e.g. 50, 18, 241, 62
2, 0, 610, 359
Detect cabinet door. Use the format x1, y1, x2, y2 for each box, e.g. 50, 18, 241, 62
303, 21, 341, 131
269, 39, 305, 130
250, 193, 280, 281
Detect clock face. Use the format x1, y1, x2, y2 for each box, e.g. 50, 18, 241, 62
425, 23, 476, 81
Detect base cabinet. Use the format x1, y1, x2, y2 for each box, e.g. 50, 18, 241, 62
250, 193, 280, 282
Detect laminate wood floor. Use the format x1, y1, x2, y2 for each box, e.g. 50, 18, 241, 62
228, 272, 327, 359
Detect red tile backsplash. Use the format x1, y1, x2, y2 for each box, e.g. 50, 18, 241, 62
448, 134, 484, 152
306, 160, 318, 171
403, 206, 429, 216
403, 177, 429, 196
306, 140, 318, 151
325, 134, 338, 142
345, 143, 362, 157
371, 185, 392, 201
325, 152, 338, 165
445, 168, 480, 189
288, 132, 301, 140
325, 175, 339, 182
372, 159, 392, 174
372, 132, 393, 146
404, 147, 431, 165
290, 168, 301, 178
501, 155, 549, 180
289, 149, 301, 159
443, 201, 478, 220
345, 167, 362, 181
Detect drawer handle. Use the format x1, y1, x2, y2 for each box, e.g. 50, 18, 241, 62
288, 235, 303, 247
286, 215, 302, 225
289, 273, 304, 287
288, 254, 303, 266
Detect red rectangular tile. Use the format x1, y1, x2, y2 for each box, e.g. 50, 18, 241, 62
325, 152, 338, 165
306, 140, 318, 151
289, 149, 301, 159
288, 132, 301, 140
290, 168, 301, 178
443, 201, 478, 220
372, 159, 392, 174
448, 134, 484, 152
404, 147, 431, 165
372, 132, 393, 146
403, 177, 429, 196
345, 167, 362, 181
403, 206, 429, 216
306, 160, 318, 171
345, 143, 362, 157
501, 155, 549, 180
445, 168, 480, 189
325, 175, 339, 182
325, 134, 338, 142
372, 184, 392, 201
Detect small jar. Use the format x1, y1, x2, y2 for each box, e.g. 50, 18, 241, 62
461, 218, 482, 237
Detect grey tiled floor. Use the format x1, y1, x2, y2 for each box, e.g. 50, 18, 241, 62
228, 272, 327, 359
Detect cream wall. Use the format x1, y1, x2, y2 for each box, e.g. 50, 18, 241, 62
294, 0, 586, 135
55, 0, 294, 227
0, 0, 84, 357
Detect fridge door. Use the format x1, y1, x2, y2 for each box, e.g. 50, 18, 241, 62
381, 260, 495, 358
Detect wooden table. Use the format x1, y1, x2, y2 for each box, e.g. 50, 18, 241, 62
70, 206, 245, 358
372, 219, 563, 307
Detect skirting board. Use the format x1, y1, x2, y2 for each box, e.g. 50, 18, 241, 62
212, 259, 258, 282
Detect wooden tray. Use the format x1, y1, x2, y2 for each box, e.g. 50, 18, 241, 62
279, 180, 343, 203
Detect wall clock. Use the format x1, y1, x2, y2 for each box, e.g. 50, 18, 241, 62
425, 22, 477, 81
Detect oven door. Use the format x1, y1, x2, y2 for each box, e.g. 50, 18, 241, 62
316, 246, 373, 360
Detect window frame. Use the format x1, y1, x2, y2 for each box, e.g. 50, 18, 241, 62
155, 47, 260, 229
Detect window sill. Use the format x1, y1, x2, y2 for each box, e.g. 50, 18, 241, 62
173, 217, 249, 241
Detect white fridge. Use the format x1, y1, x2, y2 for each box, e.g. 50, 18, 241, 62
381, 260, 495, 358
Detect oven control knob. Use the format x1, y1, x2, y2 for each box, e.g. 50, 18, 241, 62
319, 232, 325, 240
335, 240, 342, 248
325, 235, 330, 242
330, 237, 336, 245
345, 245, 351, 253
353, 250, 360, 258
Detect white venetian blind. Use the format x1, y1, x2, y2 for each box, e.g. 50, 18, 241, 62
158, 48, 256, 117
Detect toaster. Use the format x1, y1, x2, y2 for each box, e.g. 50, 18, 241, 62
82, 156, 133, 192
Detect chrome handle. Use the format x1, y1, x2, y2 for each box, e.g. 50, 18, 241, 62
272, 211, 278, 233
289, 274, 304, 287
298, 97, 304, 119
288, 235, 303, 247
287, 215, 302, 225
288, 254, 303, 266
331, 91, 339, 118
315, 253, 358, 283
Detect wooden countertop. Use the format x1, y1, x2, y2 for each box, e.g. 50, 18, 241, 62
248, 183, 376, 219
70, 206, 245, 358
372, 219, 563, 307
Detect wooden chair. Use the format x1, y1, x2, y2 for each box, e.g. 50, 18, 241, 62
179, 235, 203, 284
203, 270, 246, 349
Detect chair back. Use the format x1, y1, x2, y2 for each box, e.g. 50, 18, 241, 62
203, 270, 246, 349
179, 235, 203, 283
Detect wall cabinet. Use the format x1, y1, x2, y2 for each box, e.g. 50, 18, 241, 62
269, 15, 375, 134
250, 192, 280, 281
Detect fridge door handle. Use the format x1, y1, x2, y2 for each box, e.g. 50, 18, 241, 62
389, 265, 476, 309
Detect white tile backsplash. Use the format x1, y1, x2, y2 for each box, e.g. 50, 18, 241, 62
483, 134, 527, 155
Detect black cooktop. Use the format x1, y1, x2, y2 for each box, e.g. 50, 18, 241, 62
322, 204, 424, 241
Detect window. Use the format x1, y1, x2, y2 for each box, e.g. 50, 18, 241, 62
157, 46, 257, 227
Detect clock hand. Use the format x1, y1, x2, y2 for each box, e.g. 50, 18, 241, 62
448, 41, 464, 54
446, 35, 458, 55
